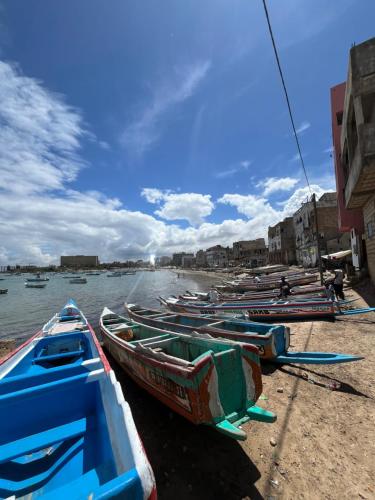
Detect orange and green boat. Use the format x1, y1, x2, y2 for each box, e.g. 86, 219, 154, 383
100, 307, 276, 441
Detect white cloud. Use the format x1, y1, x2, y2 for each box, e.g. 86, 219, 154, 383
295, 121, 311, 135
323, 146, 334, 153
141, 188, 165, 204
214, 160, 252, 179
0, 61, 87, 195
279, 184, 327, 214
121, 60, 211, 157
0, 59, 335, 266
257, 177, 299, 196
141, 188, 214, 226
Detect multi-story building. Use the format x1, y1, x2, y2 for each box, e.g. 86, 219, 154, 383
181, 254, 195, 268
205, 245, 228, 268
195, 250, 207, 268
339, 37, 375, 281
172, 252, 188, 267
293, 193, 344, 267
268, 217, 296, 265
156, 256, 172, 267
331, 82, 364, 270
60, 255, 99, 268
232, 239, 268, 268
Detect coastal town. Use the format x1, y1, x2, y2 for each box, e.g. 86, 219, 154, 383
0, 3, 374, 500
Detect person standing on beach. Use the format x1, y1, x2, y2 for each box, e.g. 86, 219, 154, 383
208, 288, 219, 303
333, 269, 345, 300
279, 276, 291, 298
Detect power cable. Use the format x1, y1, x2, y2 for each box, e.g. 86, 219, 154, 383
261, 0, 312, 193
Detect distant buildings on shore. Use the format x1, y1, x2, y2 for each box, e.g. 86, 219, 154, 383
60, 255, 99, 268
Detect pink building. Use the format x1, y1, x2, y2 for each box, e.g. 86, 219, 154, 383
330, 83, 364, 270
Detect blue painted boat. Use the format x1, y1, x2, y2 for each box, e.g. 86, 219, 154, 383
0, 299, 156, 499
126, 304, 363, 365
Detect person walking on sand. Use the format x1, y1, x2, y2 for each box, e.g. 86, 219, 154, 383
333, 269, 345, 300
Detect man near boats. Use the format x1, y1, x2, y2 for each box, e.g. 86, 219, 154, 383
279, 276, 291, 298
333, 269, 345, 300
208, 288, 219, 303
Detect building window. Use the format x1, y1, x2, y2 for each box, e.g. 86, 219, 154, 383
336, 111, 343, 126
367, 221, 375, 239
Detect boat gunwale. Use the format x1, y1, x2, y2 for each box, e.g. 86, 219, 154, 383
126, 306, 276, 344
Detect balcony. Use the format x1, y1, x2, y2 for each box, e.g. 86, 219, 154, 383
345, 124, 375, 209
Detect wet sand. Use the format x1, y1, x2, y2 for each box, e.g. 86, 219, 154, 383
105, 283, 375, 499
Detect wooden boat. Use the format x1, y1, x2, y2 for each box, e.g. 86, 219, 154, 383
182, 285, 328, 302
69, 277, 87, 284
100, 307, 276, 441
220, 273, 318, 292
0, 289, 8, 294
26, 278, 49, 282
159, 297, 375, 321
25, 282, 47, 288
126, 304, 363, 365
0, 300, 156, 499
161, 296, 336, 320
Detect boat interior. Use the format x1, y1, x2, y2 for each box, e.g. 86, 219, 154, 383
103, 314, 245, 366
0, 327, 134, 498
103, 313, 253, 427
129, 306, 284, 336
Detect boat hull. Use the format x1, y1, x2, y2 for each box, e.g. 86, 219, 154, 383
100, 311, 276, 440
161, 298, 336, 321
0, 300, 156, 499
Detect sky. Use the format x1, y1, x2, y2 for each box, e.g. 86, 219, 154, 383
0, 0, 374, 265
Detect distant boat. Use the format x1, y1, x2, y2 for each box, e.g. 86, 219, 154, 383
26, 273, 49, 282
62, 275, 81, 279
121, 271, 136, 275
69, 278, 87, 284
107, 272, 122, 277
85, 272, 101, 276
0, 299, 156, 499
25, 283, 47, 289
0, 289, 8, 294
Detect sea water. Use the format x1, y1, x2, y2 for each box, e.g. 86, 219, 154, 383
0, 270, 219, 341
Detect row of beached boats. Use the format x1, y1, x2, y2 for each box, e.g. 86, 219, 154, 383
0, 287, 369, 498
159, 294, 375, 321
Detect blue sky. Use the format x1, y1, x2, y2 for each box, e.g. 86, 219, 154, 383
0, 0, 374, 264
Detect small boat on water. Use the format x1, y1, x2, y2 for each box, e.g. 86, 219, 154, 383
69, 277, 87, 284
100, 307, 276, 441
26, 273, 49, 282
107, 272, 122, 277
0, 289, 8, 294
0, 299, 156, 499
122, 271, 136, 275
126, 304, 363, 365
25, 282, 47, 289
85, 272, 101, 276
62, 275, 81, 279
